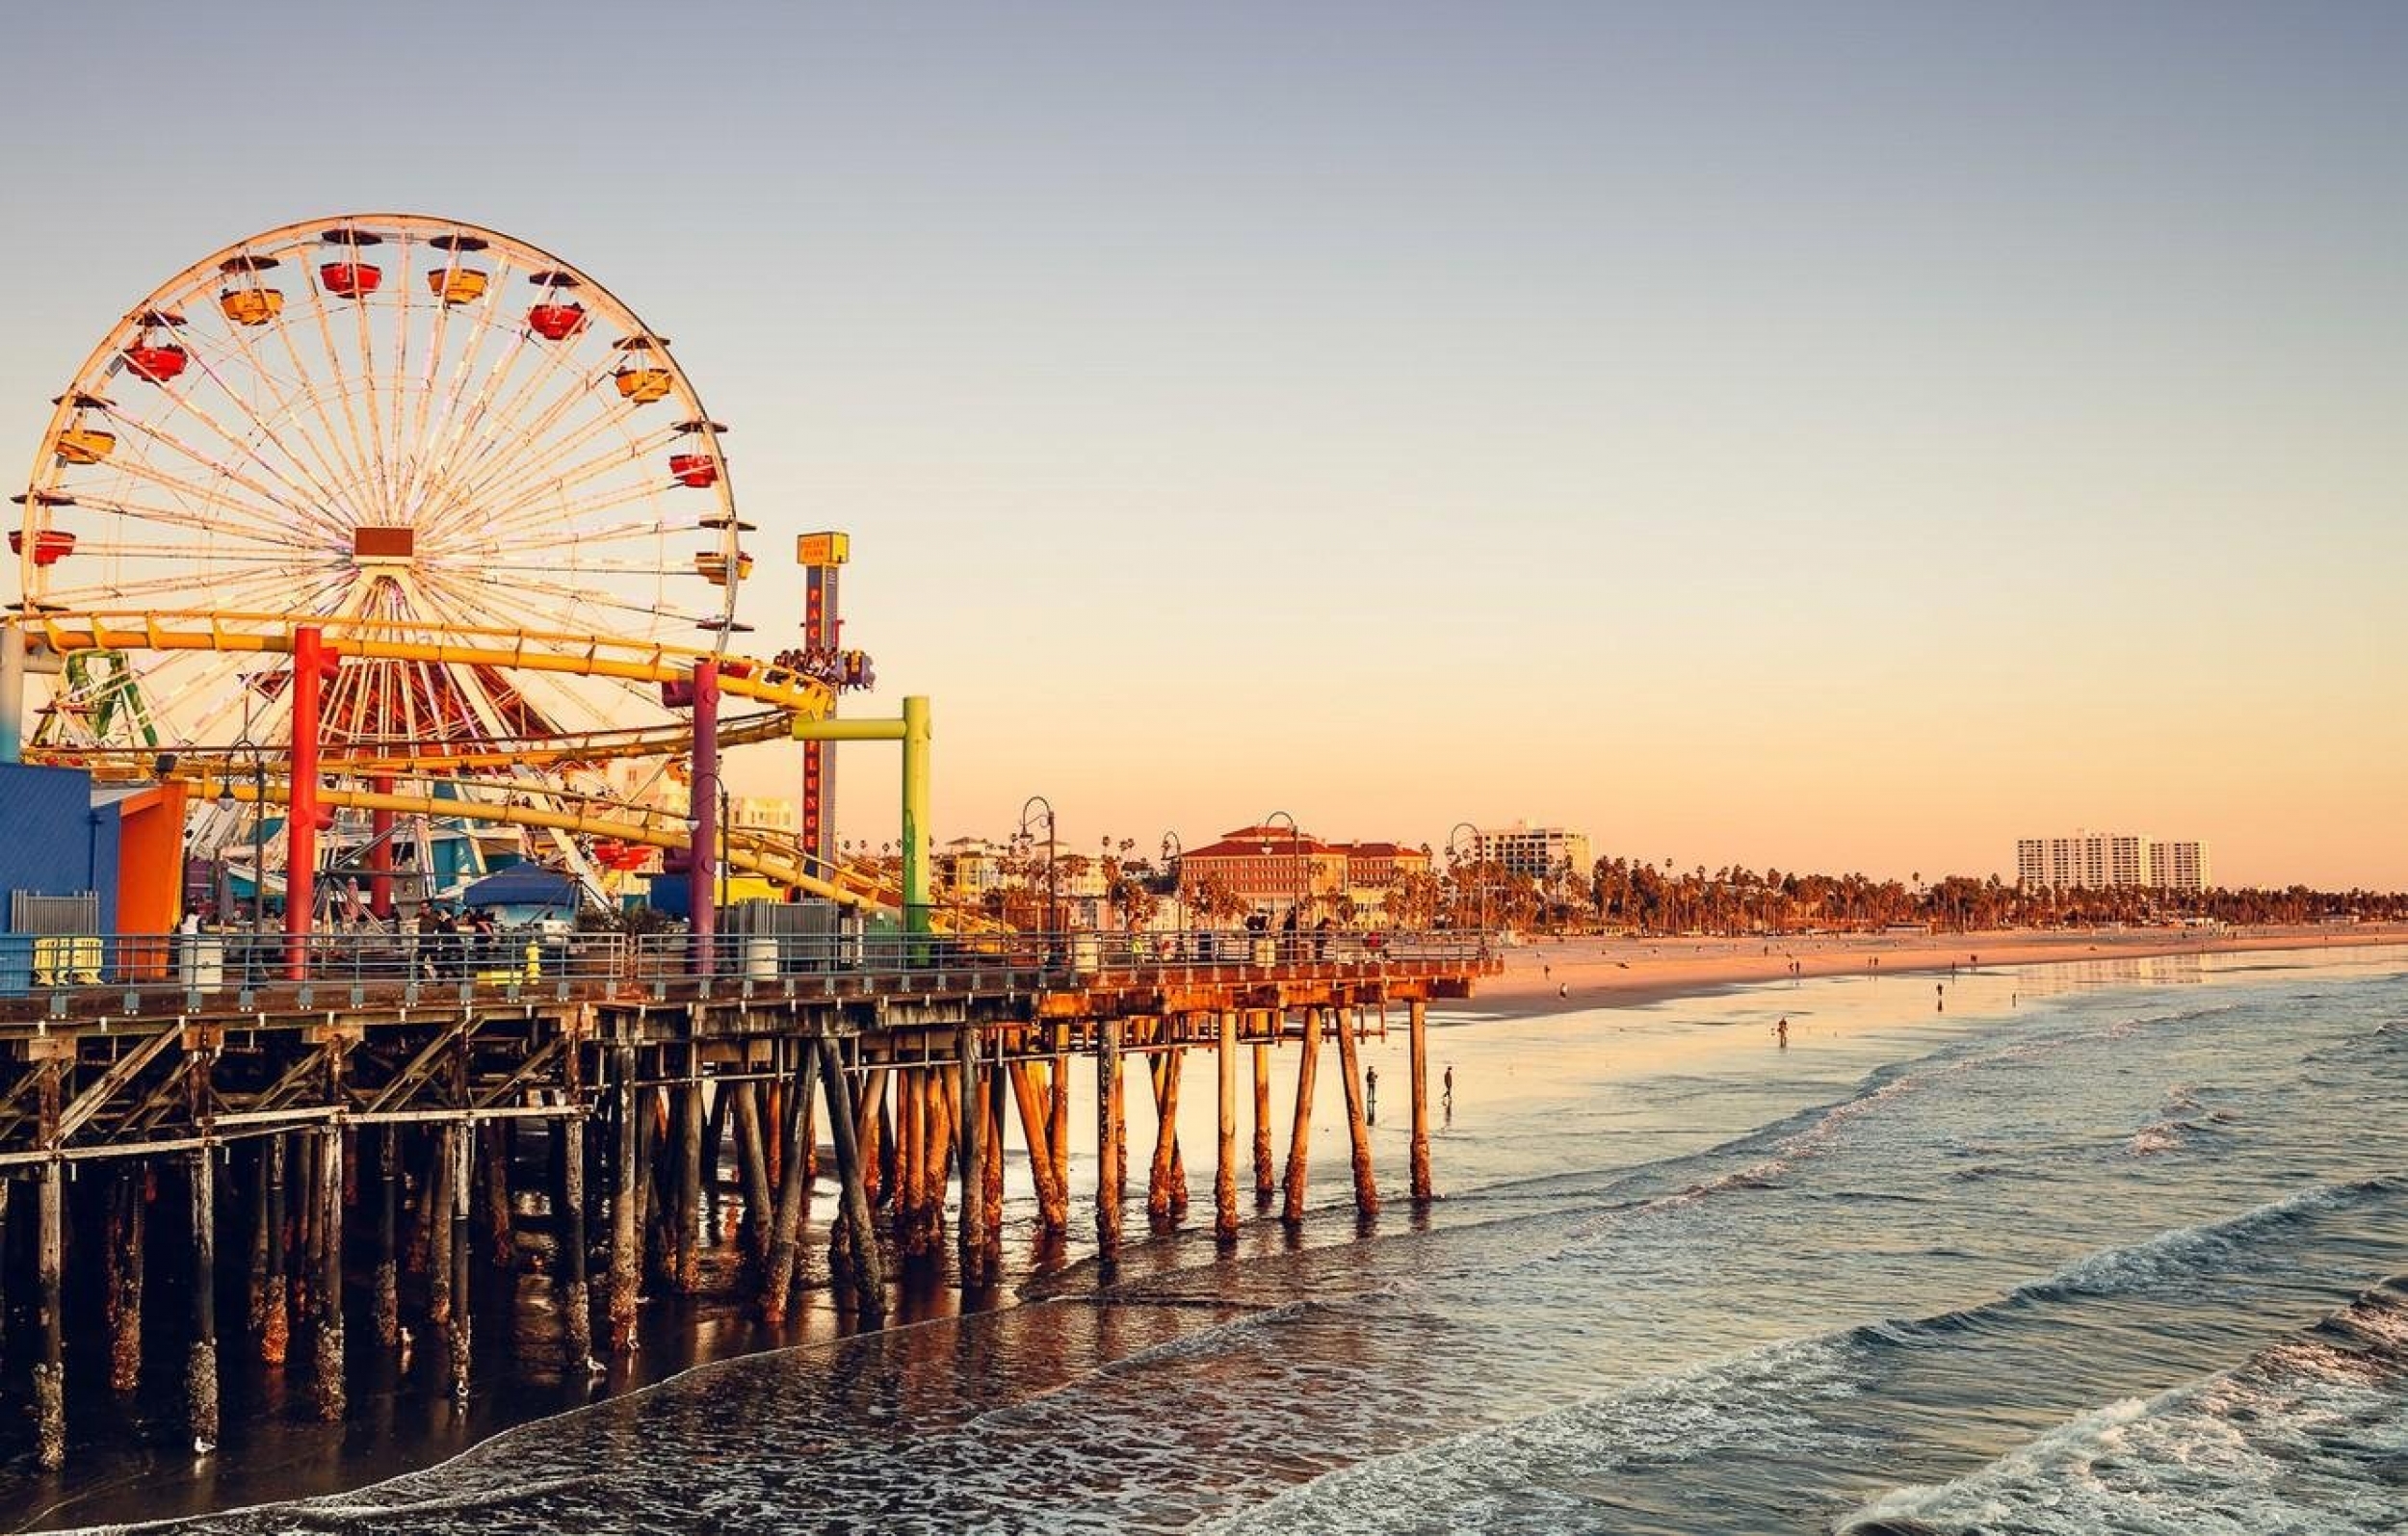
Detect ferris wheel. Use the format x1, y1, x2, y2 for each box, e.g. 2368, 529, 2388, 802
11, 214, 752, 763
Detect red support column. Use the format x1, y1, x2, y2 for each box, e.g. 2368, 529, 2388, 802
368, 775, 394, 920
688, 659, 720, 973
284, 626, 329, 980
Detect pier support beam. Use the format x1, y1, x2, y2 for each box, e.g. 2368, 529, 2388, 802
1216, 1009, 1240, 1245
763, 1047, 813, 1323
982, 1065, 1007, 1273
1282, 1009, 1322, 1226
1334, 1008, 1378, 1218
188, 1146, 219, 1452
1096, 1020, 1124, 1263
1409, 999, 1432, 1206
817, 1038, 885, 1317
956, 1026, 989, 1286
1252, 1036, 1274, 1205
1010, 1059, 1066, 1236
106, 1163, 146, 1393
732, 1081, 773, 1274
258, 1136, 290, 1366
445, 1122, 473, 1399
609, 1046, 641, 1355
313, 1125, 346, 1419
374, 1130, 401, 1349
35, 1116, 65, 1471
560, 1114, 592, 1370
1146, 1045, 1184, 1227
675, 1061, 703, 1293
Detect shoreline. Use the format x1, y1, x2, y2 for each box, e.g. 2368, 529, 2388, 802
1463, 922, 2408, 1016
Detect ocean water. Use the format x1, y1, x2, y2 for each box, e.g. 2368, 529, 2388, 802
47, 947, 2408, 1533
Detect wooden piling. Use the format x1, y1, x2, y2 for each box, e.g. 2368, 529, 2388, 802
1010, 1059, 1066, 1235
560, 1114, 592, 1369
956, 1026, 987, 1286
444, 1121, 473, 1398
608, 1045, 641, 1356
313, 1125, 346, 1419
762, 1047, 813, 1323
481, 1120, 513, 1269
982, 1066, 1007, 1272
35, 1072, 65, 1470
106, 1164, 145, 1393
1216, 1009, 1240, 1244
427, 1123, 456, 1345
1146, 1045, 1184, 1226
816, 1038, 886, 1316
1408, 999, 1432, 1205
1252, 1035, 1274, 1204
731, 1081, 772, 1272
1333, 1007, 1378, 1217
1281, 1009, 1322, 1226
1096, 1020, 1124, 1263
259, 1135, 290, 1366
1050, 1048, 1071, 1191
187, 1146, 219, 1452
675, 1062, 704, 1293
374, 1129, 401, 1350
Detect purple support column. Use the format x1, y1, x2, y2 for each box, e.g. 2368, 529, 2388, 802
688, 660, 720, 973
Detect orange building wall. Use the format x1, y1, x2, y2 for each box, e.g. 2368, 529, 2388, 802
115, 783, 189, 971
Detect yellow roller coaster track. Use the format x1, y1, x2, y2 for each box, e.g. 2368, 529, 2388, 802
6, 609, 835, 724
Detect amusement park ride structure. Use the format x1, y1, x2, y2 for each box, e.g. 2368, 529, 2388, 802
0, 213, 1490, 1484
2, 214, 913, 925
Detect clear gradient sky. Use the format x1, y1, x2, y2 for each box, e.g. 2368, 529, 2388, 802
4, 3, 2402, 887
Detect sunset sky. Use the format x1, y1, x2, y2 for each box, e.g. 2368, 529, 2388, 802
3, 3, 2401, 887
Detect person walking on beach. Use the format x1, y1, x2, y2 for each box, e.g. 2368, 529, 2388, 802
1775, 1017, 1790, 1048
1442, 1064, 1454, 1121
1365, 1065, 1377, 1124
1936, 981, 1945, 1013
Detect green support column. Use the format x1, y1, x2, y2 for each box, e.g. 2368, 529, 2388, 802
902, 696, 930, 935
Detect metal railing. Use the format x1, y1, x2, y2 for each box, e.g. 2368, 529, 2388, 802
0, 924, 1494, 1009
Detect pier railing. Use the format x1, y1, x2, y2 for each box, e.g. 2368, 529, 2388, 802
0, 925, 1492, 1011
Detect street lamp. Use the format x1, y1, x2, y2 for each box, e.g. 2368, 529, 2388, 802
1261, 810, 1301, 953
1161, 830, 1185, 943
1018, 794, 1058, 942
1447, 821, 1487, 939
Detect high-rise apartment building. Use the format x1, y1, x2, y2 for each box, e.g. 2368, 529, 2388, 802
1473, 822, 1592, 884
2015, 831, 2212, 893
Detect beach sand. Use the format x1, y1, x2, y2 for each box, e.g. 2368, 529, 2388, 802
1468, 922, 2408, 1017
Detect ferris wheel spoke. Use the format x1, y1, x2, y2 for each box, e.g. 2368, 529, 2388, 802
445, 401, 669, 523
393, 241, 510, 536
466, 418, 679, 535
432, 360, 626, 517
408, 307, 579, 531
60, 482, 326, 553
260, 292, 380, 508
472, 486, 688, 557
177, 319, 369, 519
204, 281, 377, 515
96, 398, 350, 542
297, 254, 387, 522
425, 564, 686, 630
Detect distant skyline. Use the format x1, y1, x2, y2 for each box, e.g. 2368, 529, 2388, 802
3, 3, 2402, 887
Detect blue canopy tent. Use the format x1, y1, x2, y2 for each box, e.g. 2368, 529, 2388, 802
458, 866, 581, 926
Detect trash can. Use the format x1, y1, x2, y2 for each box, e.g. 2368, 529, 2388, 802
178, 935, 225, 989
746, 935, 780, 979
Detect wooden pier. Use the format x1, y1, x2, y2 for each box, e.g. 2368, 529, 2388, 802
0, 930, 1492, 1469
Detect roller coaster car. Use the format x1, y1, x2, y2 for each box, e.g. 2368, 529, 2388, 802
527, 300, 587, 340
321, 261, 381, 299
219, 288, 285, 326
428, 268, 488, 304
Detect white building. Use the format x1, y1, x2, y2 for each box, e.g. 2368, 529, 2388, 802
1473, 822, 1592, 884
728, 795, 798, 836
2015, 831, 2212, 893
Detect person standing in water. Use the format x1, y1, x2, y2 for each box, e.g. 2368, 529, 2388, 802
1365, 1065, 1378, 1125
1775, 1017, 1790, 1047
